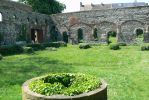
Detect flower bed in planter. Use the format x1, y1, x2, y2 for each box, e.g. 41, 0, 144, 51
22, 73, 107, 100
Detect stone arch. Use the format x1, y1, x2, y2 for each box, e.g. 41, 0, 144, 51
50, 26, 58, 42
95, 21, 117, 43
121, 20, 145, 43
0, 13, 2, 22
69, 23, 92, 42
98, 21, 117, 34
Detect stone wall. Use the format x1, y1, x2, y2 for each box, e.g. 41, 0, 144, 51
0, 0, 56, 45
51, 6, 149, 44
1, 0, 149, 45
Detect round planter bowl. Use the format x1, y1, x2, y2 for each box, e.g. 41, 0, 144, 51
22, 77, 107, 100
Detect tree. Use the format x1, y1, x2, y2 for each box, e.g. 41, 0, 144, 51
19, 0, 66, 15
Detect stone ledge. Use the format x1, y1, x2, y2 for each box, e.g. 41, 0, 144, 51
22, 77, 107, 100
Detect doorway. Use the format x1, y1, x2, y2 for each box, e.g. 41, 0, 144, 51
31, 29, 43, 43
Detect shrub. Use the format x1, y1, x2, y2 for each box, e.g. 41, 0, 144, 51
141, 45, 149, 51
0, 45, 24, 56
109, 44, 120, 50
43, 42, 67, 48
79, 44, 91, 49
29, 73, 101, 96
0, 54, 3, 60
23, 47, 34, 53
118, 42, 127, 46
108, 31, 117, 37
26, 44, 45, 51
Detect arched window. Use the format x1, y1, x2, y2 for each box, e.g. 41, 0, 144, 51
93, 28, 98, 40
62, 31, 68, 43
77, 28, 83, 43
27, 17, 30, 22
107, 31, 117, 44
0, 13, 2, 22
136, 29, 143, 38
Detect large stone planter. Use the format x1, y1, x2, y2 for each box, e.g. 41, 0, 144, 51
22, 77, 107, 100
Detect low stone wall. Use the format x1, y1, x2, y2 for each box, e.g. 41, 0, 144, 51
22, 77, 107, 100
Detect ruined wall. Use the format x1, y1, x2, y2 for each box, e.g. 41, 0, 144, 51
0, 0, 55, 45
1, 0, 149, 45
51, 6, 149, 43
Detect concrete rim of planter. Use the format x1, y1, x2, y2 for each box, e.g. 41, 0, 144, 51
22, 76, 107, 100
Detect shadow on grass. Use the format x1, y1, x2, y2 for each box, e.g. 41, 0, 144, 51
0, 57, 75, 87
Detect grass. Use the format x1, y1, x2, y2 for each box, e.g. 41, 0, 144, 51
0, 45, 149, 100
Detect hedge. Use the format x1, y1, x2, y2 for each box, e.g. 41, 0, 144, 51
79, 44, 91, 49
118, 42, 127, 46
141, 45, 149, 51
29, 73, 101, 96
0, 54, 2, 60
109, 44, 120, 50
0, 45, 24, 56
23, 47, 34, 54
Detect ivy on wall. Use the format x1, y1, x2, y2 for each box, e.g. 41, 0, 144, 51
0, 32, 4, 45
17, 24, 27, 41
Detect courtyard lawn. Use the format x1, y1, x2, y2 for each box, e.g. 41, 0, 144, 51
0, 45, 149, 100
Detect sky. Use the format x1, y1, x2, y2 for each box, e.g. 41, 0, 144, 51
10, 0, 149, 12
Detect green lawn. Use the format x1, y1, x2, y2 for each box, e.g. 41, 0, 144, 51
0, 45, 149, 100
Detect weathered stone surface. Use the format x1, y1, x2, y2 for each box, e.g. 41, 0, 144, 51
0, 0, 55, 45
51, 6, 149, 44
1, 0, 149, 45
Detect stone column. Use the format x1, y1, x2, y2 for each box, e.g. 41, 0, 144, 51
144, 25, 149, 43
116, 24, 122, 43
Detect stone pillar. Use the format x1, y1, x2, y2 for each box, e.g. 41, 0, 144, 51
144, 25, 149, 43
116, 25, 122, 43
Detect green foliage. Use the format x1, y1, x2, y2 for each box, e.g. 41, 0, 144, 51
17, 24, 27, 41
0, 54, 3, 60
109, 44, 120, 50
141, 45, 149, 51
26, 44, 45, 51
0, 45, 149, 100
0, 45, 24, 56
27, 42, 67, 51
29, 73, 100, 96
19, 0, 66, 15
23, 47, 34, 54
79, 44, 91, 49
0, 32, 4, 45
136, 29, 143, 37
43, 42, 67, 48
50, 26, 58, 42
118, 42, 127, 46
108, 31, 117, 37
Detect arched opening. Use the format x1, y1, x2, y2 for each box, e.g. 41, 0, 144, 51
62, 31, 68, 43
93, 28, 98, 40
0, 13, 2, 22
50, 26, 58, 42
27, 17, 30, 22
77, 28, 83, 43
135, 28, 144, 41
107, 31, 117, 44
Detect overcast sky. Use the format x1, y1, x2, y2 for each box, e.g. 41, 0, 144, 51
10, 0, 149, 12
